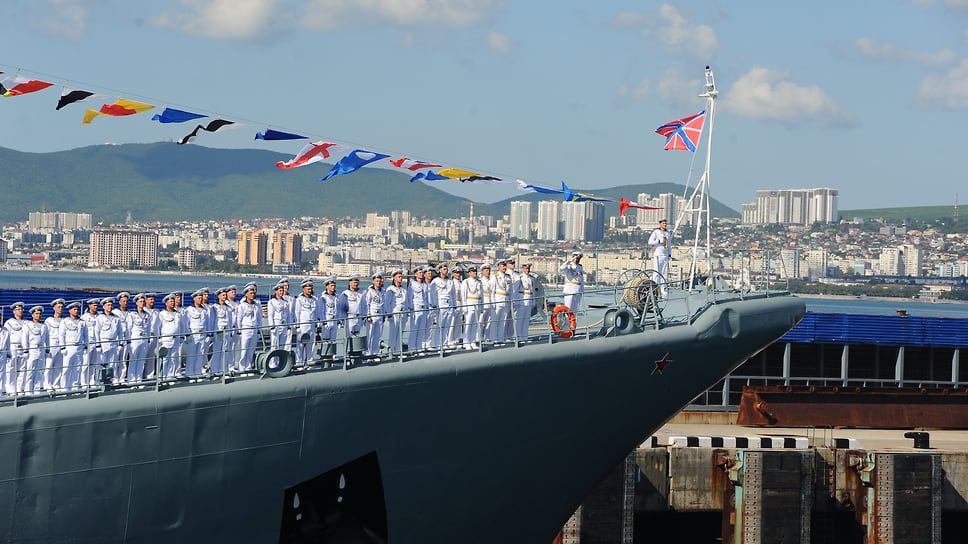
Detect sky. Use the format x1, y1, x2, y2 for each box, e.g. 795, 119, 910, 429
2, 0, 968, 212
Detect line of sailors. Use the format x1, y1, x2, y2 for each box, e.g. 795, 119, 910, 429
0, 254, 585, 395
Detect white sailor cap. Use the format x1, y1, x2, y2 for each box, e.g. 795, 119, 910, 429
324, 276, 337, 285
30, 305, 44, 314
451, 267, 462, 275
243, 281, 257, 288
144, 292, 156, 298
506, 258, 516, 264
521, 262, 532, 268
422, 265, 434, 273
215, 287, 226, 295
467, 265, 478, 272
273, 282, 286, 291
134, 293, 146, 301
481, 263, 491, 269
117, 292, 130, 299
496, 258, 506, 265
437, 263, 449, 271
280, 277, 290, 284
371, 271, 383, 279
390, 269, 404, 277
51, 298, 66, 306
192, 288, 205, 297
163, 292, 177, 302
572, 250, 583, 257
86, 298, 100, 305
301, 277, 313, 287
10, 301, 25, 310
348, 273, 361, 281
66, 301, 81, 310
659, 218, 668, 223
201, 286, 211, 293
226, 285, 238, 292
101, 297, 114, 305
243, 285, 257, 294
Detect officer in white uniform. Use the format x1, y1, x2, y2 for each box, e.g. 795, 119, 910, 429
156, 293, 188, 378
489, 260, 511, 344
648, 218, 673, 293
292, 278, 321, 365
384, 269, 408, 355
560, 251, 585, 313
21, 306, 49, 394
338, 274, 365, 337
363, 272, 387, 358
61, 301, 88, 390
142, 293, 159, 377
235, 285, 263, 372
460, 265, 483, 349
127, 293, 153, 383
429, 263, 456, 349
512, 262, 536, 341
478, 263, 493, 343
44, 298, 66, 390
407, 267, 429, 352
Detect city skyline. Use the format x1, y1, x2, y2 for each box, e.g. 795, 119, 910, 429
2, 2, 967, 211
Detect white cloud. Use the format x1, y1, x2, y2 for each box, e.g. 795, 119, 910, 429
486, 29, 511, 55
150, 0, 286, 40
916, 58, 968, 108
853, 37, 958, 67
723, 66, 853, 127
36, 0, 92, 39
301, 0, 506, 31
618, 68, 703, 104
614, 4, 718, 59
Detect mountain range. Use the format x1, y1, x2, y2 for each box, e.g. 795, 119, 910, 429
0, 143, 739, 224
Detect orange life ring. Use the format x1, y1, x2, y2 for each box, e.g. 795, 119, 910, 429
550, 304, 577, 338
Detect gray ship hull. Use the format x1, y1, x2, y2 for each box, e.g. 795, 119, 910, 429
0, 295, 804, 543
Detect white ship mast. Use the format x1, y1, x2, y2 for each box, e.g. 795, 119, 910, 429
674, 66, 717, 293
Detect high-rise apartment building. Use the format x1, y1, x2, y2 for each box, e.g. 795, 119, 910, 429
509, 201, 532, 240
272, 232, 303, 265
28, 211, 93, 233
237, 230, 268, 266
561, 201, 605, 242
89, 230, 158, 268
536, 201, 561, 241
743, 188, 839, 226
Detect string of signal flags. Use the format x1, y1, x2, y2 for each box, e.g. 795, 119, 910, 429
1, 68, 708, 215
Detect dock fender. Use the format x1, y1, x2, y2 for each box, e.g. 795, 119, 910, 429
612, 308, 637, 335
263, 349, 294, 378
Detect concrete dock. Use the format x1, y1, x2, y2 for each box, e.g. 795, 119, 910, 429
561, 421, 968, 544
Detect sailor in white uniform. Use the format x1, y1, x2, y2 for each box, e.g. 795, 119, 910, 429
560, 251, 585, 313
184, 289, 212, 377
235, 285, 263, 372
209, 287, 235, 376
429, 263, 456, 349
267, 282, 292, 352
407, 267, 429, 351
449, 267, 464, 347
112, 292, 132, 382
156, 293, 188, 378
3, 302, 26, 394
80, 298, 100, 386
142, 293, 159, 378
489, 260, 511, 344
61, 301, 88, 390
280, 277, 295, 351
44, 298, 66, 390
292, 278, 321, 366
384, 269, 408, 354
338, 274, 365, 337
0, 321, 9, 395
512, 262, 536, 341
20, 306, 49, 394
478, 263, 494, 343
95, 297, 125, 384
223, 285, 240, 366
648, 218, 672, 293
363, 272, 387, 358
460, 265, 483, 349
319, 277, 340, 343
126, 293, 154, 383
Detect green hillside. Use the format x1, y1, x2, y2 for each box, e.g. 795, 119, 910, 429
840, 206, 958, 222
0, 143, 738, 223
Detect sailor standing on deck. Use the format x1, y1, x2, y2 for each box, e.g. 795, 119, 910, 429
223, 285, 240, 365
156, 293, 187, 379
126, 294, 153, 383
142, 293, 160, 379
267, 282, 292, 353
363, 272, 387, 358
429, 263, 456, 349
3, 302, 26, 394
338, 274, 365, 337
61, 301, 88, 390
504, 258, 517, 340
80, 298, 100, 386
449, 267, 464, 347
113, 292, 132, 382
512, 263, 535, 341
319, 277, 340, 344
648, 218, 672, 294
280, 278, 295, 351
460, 265, 483, 350
95, 297, 125, 384
292, 278, 321, 366
235, 285, 262, 372
209, 288, 234, 376
44, 298, 66, 390
489, 260, 511, 344
184, 289, 212, 377
385, 269, 408, 355
21, 306, 49, 394
0, 322, 9, 395
560, 251, 585, 313
407, 267, 429, 352
478, 263, 493, 343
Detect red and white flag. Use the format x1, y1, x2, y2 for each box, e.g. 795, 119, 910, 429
389, 157, 442, 171
276, 141, 349, 169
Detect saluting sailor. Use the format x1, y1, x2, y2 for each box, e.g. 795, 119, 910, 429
363, 272, 387, 358
235, 285, 262, 372
3, 302, 26, 394
648, 218, 673, 294
156, 293, 188, 379
44, 298, 67, 390
21, 306, 49, 394
126, 293, 153, 383
293, 278, 321, 366
560, 251, 585, 313
460, 265, 483, 350
61, 301, 88, 390
338, 274, 365, 337
512, 262, 536, 341
384, 269, 408, 355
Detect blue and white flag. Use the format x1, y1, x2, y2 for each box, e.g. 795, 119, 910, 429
319, 149, 390, 181
151, 107, 207, 124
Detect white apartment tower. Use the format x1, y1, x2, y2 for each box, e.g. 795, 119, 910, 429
509, 201, 532, 240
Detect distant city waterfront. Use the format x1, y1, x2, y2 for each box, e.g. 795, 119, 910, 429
1, 268, 966, 318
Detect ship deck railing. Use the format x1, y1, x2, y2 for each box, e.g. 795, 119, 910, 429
0, 282, 792, 406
